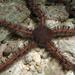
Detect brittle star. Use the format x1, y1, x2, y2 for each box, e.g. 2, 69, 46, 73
0, 0, 75, 72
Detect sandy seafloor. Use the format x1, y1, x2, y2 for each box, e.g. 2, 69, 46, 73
0, 0, 75, 75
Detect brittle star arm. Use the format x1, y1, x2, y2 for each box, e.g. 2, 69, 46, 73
0, 41, 37, 72
46, 41, 75, 71
0, 20, 33, 38
26, 0, 45, 26
52, 27, 75, 38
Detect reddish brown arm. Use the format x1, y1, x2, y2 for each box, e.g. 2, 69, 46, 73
46, 41, 75, 71
0, 41, 37, 72
26, 0, 45, 26
52, 27, 75, 38
0, 20, 33, 38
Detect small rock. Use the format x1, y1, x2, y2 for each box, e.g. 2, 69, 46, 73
66, 71, 74, 75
